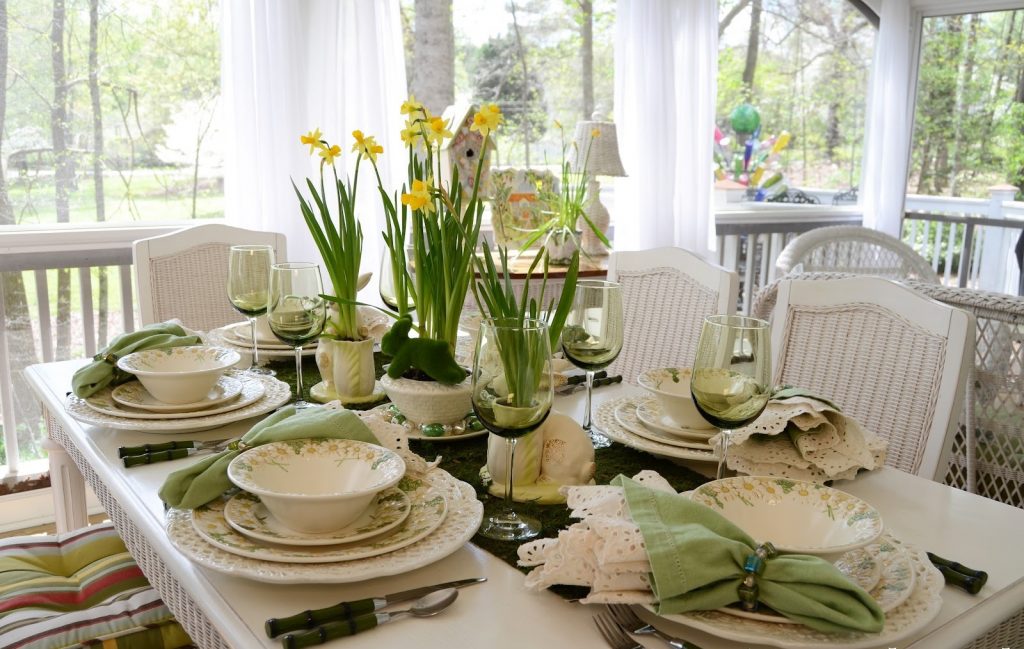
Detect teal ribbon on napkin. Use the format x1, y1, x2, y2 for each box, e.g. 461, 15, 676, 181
159, 407, 379, 510
614, 475, 885, 634
71, 322, 203, 398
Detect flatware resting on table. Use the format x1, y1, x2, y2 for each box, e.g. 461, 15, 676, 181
118, 438, 237, 467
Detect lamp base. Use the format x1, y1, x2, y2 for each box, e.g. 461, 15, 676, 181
582, 178, 610, 256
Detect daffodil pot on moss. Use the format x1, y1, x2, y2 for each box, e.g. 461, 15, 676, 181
380, 373, 472, 425
544, 228, 578, 265
315, 337, 375, 399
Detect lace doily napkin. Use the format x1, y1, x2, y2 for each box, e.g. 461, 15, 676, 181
517, 471, 671, 604
720, 394, 887, 483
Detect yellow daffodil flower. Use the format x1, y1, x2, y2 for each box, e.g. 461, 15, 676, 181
470, 103, 503, 137
351, 130, 384, 163
400, 126, 419, 145
300, 128, 323, 155
424, 116, 453, 147
400, 178, 435, 213
554, 119, 562, 130
319, 143, 342, 165
591, 128, 601, 138
400, 95, 423, 116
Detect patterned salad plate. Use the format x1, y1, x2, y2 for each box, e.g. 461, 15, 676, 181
166, 468, 482, 583
596, 396, 718, 462
614, 401, 714, 451
66, 374, 288, 432
222, 487, 411, 547
207, 324, 316, 358
80, 375, 266, 420
110, 376, 244, 413
635, 397, 716, 439
689, 476, 884, 554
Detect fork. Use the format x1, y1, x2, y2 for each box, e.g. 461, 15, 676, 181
593, 612, 642, 649
607, 604, 702, 649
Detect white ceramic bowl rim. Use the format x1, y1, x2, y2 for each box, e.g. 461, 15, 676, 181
117, 345, 240, 376
637, 367, 693, 396
227, 438, 406, 501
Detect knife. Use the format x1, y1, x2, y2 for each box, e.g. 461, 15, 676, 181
556, 374, 623, 395
927, 552, 988, 594
264, 577, 486, 638
118, 439, 236, 468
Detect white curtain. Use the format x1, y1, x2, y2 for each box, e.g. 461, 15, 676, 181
221, 0, 407, 287
614, 0, 717, 259
860, 0, 916, 237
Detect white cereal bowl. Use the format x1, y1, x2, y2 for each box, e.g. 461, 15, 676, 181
226, 438, 406, 534
690, 476, 884, 554
116, 345, 240, 405
637, 367, 714, 430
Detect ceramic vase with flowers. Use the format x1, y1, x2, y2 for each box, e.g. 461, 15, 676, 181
293, 129, 381, 404
360, 98, 502, 425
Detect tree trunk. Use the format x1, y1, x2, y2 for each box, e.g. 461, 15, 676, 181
411, 0, 454, 116
949, 14, 977, 196
580, 0, 593, 120
509, 1, 530, 166
89, 0, 107, 347
51, 0, 73, 359
0, 0, 42, 461
742, 0, 762, 93
916, 139, 933, 194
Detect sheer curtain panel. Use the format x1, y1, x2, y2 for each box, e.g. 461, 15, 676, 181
614, 0, 717, 259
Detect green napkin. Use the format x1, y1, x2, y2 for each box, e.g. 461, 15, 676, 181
159, 407, 380, 510
71, 321, 203, 398
614, 475, 884, 634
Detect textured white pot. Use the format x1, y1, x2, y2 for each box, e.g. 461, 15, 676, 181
380, 374, 472, 425
545, 229, 578, 265
315, 337, 375, 398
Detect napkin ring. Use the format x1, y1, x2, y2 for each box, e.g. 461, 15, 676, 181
738, 542, 778, 611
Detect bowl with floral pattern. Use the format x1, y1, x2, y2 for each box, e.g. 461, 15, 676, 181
689, 476, 884, 554
116, 345, 240, 405
637, 367, 715, 430
227, 438, 406, 534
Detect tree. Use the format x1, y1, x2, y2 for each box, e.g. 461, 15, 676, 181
50, 0, 72, 359
578, 0, 593, 119
89, 0, 108, 346
411, 0, 454, 115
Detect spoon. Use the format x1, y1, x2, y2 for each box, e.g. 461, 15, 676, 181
282, 588, 459, 648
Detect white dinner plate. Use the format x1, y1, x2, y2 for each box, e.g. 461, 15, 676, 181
614, 401, 715, 451
83, 375, 266, 420
66, 374, 288, 432
644, 538, 942, 649
166, 468, 482, 583
206, 325, 316, 358
110, 376, 244, 413
596, 396, 718, 463
635, 397, 716, 439
222, 487, 411, 547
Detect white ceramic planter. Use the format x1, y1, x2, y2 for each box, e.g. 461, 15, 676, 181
545, 230, 578, 265
380, 373, 472, 425
315, 337, 376, 399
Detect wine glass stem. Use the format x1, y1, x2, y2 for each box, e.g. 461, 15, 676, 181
503, 437, 518, 516
582, 370, 595, 432
249, 317, 261, 369
293, 346, 304, 402
717, 429, 731, 480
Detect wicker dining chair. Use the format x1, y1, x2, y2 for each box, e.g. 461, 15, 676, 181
607, 247, 738, 384
769, 276, 974, 481
775, 225, 940, 283
133, 224, 287, 332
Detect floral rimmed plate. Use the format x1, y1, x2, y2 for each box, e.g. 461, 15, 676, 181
206, 325, 316, 358
223, 487, 411, 547
595, 396, 718, 463
690, 476, 883, 554
190, 474, 447, 563
166, 468, 482, 583
111, 376, 243, 413
82, 375, 265, 420
614, 401, 714, 451
66, 374, 288, 432
644, 540, 942, 649
635, 397, 716, 439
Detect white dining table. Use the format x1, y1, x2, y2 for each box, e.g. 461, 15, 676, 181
25, 359, 1024, 649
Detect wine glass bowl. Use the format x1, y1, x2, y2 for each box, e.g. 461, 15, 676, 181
690, 315, 771, 479
227, 245, 275, 375
473, 317, 553, 541
268, 262, 327, 408
561, 279, 623, 449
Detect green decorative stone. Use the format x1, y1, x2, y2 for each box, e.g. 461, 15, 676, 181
392, 413, 407, 425
730, 103, 761, 134
421, 423, 446, 437
466, 416, 484, 432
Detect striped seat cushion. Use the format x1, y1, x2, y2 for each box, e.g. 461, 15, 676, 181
0, 522, 191, 649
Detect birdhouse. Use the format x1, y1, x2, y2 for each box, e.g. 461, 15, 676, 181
439, 102, 494, 198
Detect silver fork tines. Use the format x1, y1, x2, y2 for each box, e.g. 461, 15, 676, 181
606, 604, 699, 649
594, 612, 642, 649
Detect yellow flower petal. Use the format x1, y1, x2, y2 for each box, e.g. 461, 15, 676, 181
300, 128, 323, 155
318, 144, 342, 165
400, 179, 435, 213
470, 104, 503, 137
351, 130, 384, 163
591, 128, 601, 138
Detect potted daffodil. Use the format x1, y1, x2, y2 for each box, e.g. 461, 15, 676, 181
293, 129, 379, 403
358, 98, 501, 425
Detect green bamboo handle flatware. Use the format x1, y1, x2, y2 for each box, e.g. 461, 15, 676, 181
928, 552, 988, 594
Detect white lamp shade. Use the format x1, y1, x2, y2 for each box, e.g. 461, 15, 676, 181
571, 120, 626, 177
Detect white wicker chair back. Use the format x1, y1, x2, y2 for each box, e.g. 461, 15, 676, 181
133, 224, 287, 332
607, 247, 738, 384
770, 276, 974, 481
775, 225, 940, 283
